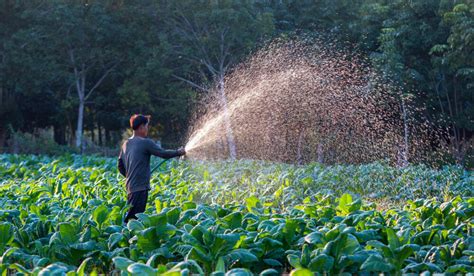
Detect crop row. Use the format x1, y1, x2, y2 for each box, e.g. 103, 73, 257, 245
0, 154, 472, 275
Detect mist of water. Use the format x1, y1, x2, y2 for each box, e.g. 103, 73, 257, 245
185, 39, 442, 165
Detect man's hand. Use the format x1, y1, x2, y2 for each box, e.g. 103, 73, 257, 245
177, 147, 186, 156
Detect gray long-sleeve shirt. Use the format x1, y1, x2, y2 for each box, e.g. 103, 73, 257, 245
118, 136, 182, 194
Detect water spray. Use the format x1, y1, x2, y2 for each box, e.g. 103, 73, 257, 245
184, 39, 440, 164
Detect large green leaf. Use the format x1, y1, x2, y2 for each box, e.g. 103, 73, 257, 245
112, 257, 135, 271
92, 205, 109, 229
246, 196, 261, 213
289, 268, 314, 276
38, 263, 69, 275
162, 269, 182, 276
76, 257, 93, 276
446, 264, 474, 273
147, 213, 168, 228
146, 247, 175, 266
171, 260, 205, 275
259, 269, 280, 276
137, 227, 160, 252
338, 194, 353, 215
366, 240, 386, 249
187, 247, 212, 264
403, 262, 443, 273
395, 244, 413, 263
58, 222, 77, 244
225, 268, 253, 276
354, 230, 379, 243
309, 254, 334, 272
287, 254, 301, 268
215, 256, 225, 272
263, 258, 283, 267
225, 249, 258, 263
360, 255, 394, 272
221, 212, 243, 229
304, 231, 323, 244
0, 223, 13, 251
70, 241, 97, 251
127, 263, 156, 276
108, 233, 123, 250
166, 208, 181, 225
9, 263, 32, 275
282, 219, 298, 245
337, 234, 360, 255
386, 228, 400, 251
127, 220, 145, 232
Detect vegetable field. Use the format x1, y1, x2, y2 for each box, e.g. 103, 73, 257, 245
0, 154, 473, 275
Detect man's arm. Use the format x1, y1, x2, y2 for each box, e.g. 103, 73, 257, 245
146, 139, 185, 159
118, 149, 126, 177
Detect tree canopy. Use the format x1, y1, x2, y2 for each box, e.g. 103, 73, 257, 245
0, 0, 472, 164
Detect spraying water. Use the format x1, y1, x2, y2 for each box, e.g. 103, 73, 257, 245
185, 39, 441, 164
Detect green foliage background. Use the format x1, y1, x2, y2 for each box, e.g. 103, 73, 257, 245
0, 0, 472, 164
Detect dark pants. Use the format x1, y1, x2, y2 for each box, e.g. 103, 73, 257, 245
124, 189, 148, 223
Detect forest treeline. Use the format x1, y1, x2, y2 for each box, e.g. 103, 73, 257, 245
0, 0, 472, 164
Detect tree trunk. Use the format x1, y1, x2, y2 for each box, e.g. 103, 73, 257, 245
75, 100, 84, 152
98, 122, 102, 146
68, 119, 75, 146
105, 128, 110, 146
0, 125, 6, 152
53, 125, 66, 145
317, 143, 324, 164
218, 75, 237, 159
69, 49, 118, 153
91, 119, 95, 144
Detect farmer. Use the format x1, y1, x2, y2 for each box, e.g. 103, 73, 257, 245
118, 114, 186, 223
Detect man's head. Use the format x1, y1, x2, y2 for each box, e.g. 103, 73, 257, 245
130, 114, 151, 137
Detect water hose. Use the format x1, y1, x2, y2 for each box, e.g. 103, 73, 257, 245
151, 158, 171, 174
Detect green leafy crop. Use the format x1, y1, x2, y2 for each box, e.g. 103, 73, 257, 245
0, 154, 472, 275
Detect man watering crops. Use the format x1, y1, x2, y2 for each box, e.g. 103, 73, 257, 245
118, 114, 186, 223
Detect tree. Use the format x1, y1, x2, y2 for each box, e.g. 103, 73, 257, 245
430, 2, 474, 164
0, 0, 36, 148
160, 0, 274, 158
17, 1, 125, 151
